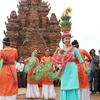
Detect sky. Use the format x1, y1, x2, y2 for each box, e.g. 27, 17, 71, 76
0, 0, 100, 54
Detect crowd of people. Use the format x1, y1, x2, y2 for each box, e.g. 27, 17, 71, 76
0, 32, 100, 100
89, 49, 100, 94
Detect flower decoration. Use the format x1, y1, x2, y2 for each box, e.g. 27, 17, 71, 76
60, 7, 72, 32
66, 7, 72, 14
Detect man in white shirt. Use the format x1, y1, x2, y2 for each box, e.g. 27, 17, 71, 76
16, 58, 27, 88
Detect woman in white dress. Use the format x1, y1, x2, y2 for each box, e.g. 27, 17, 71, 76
25, 49, 40, 99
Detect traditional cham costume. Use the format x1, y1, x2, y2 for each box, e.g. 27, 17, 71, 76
0, 47, 18, 100
52, 32, 84, 100
76, 49, 92, 100
24, 54, 40, 98
40, 56, 56, 99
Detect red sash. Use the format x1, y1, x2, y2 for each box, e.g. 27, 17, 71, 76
52, 47, 75, 77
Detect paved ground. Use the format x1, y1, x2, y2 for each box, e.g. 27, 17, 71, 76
17, 87, 100, 100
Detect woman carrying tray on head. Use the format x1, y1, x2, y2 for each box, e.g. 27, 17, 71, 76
52, 31, 87, 100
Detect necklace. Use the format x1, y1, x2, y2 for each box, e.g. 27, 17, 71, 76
64, 46, 72, 52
